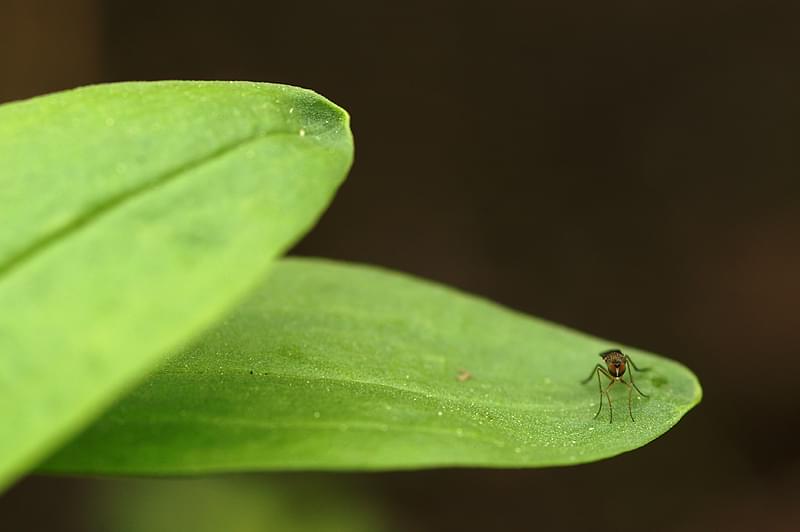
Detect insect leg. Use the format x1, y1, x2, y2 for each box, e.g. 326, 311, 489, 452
592, 367, 613, 419
619, 377, 635, 422
603, 378, 616, 423
582, 364, 605, 384
626, 355, 650, 372
625, 356, 649, 397
594, 367, 604, 418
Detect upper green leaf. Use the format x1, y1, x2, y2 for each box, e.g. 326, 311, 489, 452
43, 258, 702, 474
0, 82, 353, 490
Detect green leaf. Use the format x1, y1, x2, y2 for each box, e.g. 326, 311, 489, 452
91, 477, 387, 532
43, 258, 701, 473
0, 82, 353, 490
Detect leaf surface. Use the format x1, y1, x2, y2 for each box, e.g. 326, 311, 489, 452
0, 82, 352, 489
44, 258, 702, 473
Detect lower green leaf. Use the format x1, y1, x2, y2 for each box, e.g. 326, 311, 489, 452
42, 258, 702, 472
89, 477, 387, 532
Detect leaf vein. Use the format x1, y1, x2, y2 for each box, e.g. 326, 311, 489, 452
0, 129, 295, 281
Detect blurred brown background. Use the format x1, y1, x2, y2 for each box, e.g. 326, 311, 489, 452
2, 0, 799, 530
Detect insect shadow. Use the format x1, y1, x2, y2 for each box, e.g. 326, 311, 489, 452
582, 349, 649, 423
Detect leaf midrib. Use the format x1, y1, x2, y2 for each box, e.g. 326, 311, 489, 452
122, 412, 508, 448
0, 129, 301, 281
153, 368, 590, 412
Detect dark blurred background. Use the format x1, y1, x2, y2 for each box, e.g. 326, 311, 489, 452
2, 1, 799, 530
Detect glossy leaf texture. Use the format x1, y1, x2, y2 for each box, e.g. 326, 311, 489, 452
44, 258, 702, 473
0, 82, 353, 490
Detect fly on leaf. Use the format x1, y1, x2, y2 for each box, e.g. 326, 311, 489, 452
582, 349, 649, 423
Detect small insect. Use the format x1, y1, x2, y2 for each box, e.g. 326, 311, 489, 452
582, 349, 649, 423
456, 369, 472, 382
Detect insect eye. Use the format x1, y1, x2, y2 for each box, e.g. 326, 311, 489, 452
614, 362, 621, 367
